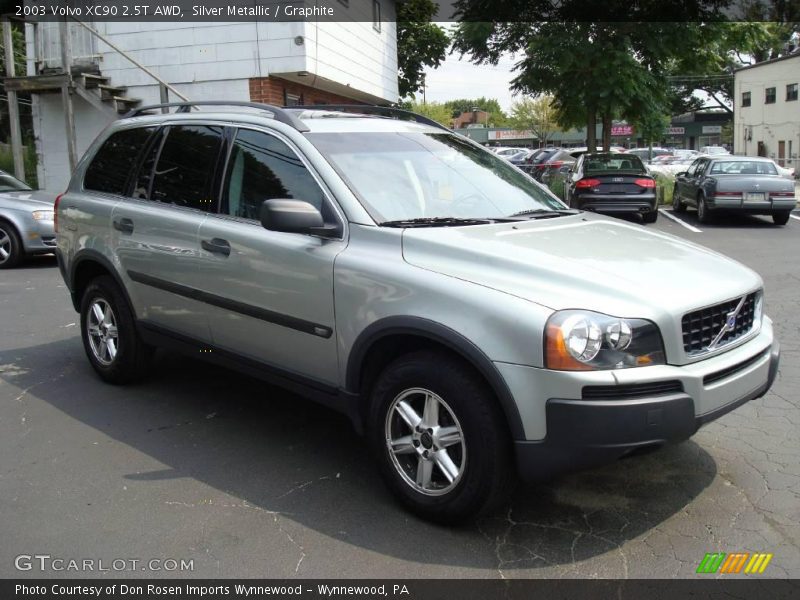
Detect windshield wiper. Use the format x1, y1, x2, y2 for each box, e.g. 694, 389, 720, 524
379, 217, 509, 228
509, 208, 579, 219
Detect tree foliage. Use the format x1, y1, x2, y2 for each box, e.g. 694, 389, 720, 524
396, 0, 450, 98
509, 95, 557, 145
441, 97, 509, 126
403, 100, 454, 127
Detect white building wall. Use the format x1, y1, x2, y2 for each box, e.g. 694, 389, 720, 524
734, 54, 800, 171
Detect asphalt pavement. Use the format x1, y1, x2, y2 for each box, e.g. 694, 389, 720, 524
1, 208, 798, 579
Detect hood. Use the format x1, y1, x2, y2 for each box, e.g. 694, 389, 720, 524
0, 189, 58, 209
401, 213, 761, 319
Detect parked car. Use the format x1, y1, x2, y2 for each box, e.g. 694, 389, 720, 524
566, 146, 628, 158
55, 102, 780, 523
648, 156, 696, 177
0, 170, 57, 269
506, 148, 535, 166
626, 147, 673, 164
523, 148, 576, 181
699, 145, 730, 156
671, 149, 700, 160
493, 146, 523, 158
565, 152, 658, 223
673, 156, 797, 224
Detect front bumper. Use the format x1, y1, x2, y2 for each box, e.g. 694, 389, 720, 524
21, 219, 56, 254
508, 336, 779, 483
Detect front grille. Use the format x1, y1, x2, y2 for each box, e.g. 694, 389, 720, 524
582, 380, 683, 400
682, 292, 758, 356
703, 349, 769, 386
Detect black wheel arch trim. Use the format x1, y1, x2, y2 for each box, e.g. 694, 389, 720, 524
69, 249, 135, 315
346, 316, 526, 440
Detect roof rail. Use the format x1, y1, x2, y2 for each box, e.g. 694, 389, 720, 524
123, 101, 310, 132
288, 104, 451, 132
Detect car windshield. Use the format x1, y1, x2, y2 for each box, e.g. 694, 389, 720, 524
584, 154, 646, 174
709, 161, 778, 175
307, 132, 565, 223
0, 173, 33, 192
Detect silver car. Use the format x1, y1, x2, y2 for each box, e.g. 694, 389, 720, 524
0, 170, 57, 268
55, 103, 781, 523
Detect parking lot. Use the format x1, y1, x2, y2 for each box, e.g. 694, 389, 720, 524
1, 208, 798, 579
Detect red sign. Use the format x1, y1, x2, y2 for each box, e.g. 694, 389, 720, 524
611, 125, 634, 136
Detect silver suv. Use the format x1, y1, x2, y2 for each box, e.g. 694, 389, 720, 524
55, 103, 780, 523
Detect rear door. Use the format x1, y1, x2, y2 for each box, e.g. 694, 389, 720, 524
196, 126, 347, 386
111, 123, 226, 341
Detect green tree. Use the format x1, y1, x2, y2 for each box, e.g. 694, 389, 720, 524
442, 97, 509, 127
509, 95, 557, 145
404, 100, 454, 128
396, 0, 450, 98
451, 9, 730, 150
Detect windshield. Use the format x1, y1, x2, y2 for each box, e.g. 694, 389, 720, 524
0, 173, 33, 192
709, 160, 777, 175
306, 132, 565, 223
584, 154, 646, 174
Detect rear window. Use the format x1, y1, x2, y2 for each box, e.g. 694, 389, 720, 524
584, 154, 646, 174
709, 161, 777, 175
84, 127, 155, 195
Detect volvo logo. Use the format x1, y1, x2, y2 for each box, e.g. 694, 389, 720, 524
707, 296, 746, 350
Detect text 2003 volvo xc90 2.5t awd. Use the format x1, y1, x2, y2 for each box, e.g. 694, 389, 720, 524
54, 103, 781, 523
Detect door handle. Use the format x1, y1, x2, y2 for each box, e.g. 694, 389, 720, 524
112, 217, 134, 234
201, 238, 231, 257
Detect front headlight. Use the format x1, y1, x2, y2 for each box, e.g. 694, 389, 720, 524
32, 210, 54, 221
753, 290, 763, 329
545, 310, 665, 371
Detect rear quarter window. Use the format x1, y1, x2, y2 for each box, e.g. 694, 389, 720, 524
84, 127, 155, 195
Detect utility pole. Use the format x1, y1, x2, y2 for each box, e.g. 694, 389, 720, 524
2, 18, 25, 182
59, 18, 78, 172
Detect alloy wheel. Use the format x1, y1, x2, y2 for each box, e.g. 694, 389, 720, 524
0, 227, 12, 265
86, 298, 119, 366
384, 388, 466, 496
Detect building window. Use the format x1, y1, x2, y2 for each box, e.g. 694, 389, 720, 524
765, 87, 776, 104
741, 91, 751, 107
373, 1, 381, 32
284, 91, 302, 106
787, 83, 798, 102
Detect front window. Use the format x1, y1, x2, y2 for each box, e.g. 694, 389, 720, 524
307, 132, 565, 223
709, 160, 778, 175
787, 83, 798, 102
741, 91, 751, 107
765, 87, 776, 104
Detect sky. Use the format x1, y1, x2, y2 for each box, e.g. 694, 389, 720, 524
421, 53, 520, 111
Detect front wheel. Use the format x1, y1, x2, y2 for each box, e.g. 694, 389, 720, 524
80, 275, 153, 384
0, 220, 23, 269
369, 351, 515, 523
772, 211, 791, 226
672, 187, 685, 213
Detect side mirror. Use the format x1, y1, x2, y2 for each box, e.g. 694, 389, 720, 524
558, 165, 571, 174
675, 171, 687, 178
260, 199, 337, 237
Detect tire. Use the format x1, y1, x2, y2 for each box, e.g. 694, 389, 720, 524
672, 186, 685, 213
696, 194, 711, 224
369, 350, 515, 523
772, 211, 791, 226
642, 210, 658, 224
80, 275, 152, 384
0, 220, 23, 269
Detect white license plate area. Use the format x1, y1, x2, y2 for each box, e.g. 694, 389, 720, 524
745, 192, 766, 202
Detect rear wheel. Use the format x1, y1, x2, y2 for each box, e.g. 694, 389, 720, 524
80, 276, 152, 384
672, 186, 685, 212
642, 210, 658, 224
0, 220, 23, 269
696, 194, 711, 224
772, 211, 791, 226
369, 350, 515, 523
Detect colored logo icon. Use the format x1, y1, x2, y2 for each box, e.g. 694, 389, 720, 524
696, 552, 773, 574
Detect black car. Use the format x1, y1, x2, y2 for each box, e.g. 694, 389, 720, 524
565, 153, 658, 223
673, 156, 796, 225
522, 148, 575, 182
